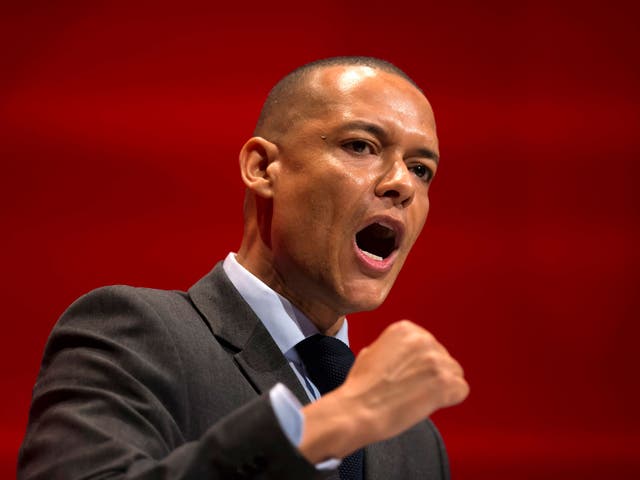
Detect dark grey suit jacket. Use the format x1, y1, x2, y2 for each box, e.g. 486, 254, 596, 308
18, 264, 450, 479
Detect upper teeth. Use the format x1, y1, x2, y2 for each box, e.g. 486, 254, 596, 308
362, 250, 383, 261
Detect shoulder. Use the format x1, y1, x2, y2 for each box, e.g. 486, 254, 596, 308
57, 283, 207, 332
43, 283, 217, 375
62, 284, 190, 319
52, 286, 187, 343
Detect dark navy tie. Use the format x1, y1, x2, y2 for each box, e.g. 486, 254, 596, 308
295, 334, 364, 480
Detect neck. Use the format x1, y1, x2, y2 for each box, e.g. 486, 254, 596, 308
237, 237, 345, 336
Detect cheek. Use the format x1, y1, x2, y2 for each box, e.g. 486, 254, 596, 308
296, 170, 367, 225
271, 188, 339, 255
273, 158, 375, 241
408, 196, 430, 240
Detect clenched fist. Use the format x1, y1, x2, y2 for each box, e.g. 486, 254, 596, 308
300, 320, 469, 463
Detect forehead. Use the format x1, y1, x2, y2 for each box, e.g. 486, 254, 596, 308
303, 65, 437, 138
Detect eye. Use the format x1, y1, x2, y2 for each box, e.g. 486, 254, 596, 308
409, 163, 434, 183
343, 140, 376, 155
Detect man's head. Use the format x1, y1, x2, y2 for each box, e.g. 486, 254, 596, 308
237, 56, 439, 332
253, 57, 423, 141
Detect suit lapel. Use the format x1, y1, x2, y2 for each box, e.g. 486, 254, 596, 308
188, 263, 431, 480
234, 323, 310, 405
188, 263, 310, 405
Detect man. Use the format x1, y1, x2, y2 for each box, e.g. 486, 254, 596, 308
18, 56, 468, 479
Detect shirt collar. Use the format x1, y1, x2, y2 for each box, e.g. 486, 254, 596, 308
222, 253, 349, 359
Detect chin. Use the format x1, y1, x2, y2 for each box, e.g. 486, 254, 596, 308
340, 283, 393, 314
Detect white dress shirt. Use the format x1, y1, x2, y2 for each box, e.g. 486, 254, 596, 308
222, 252, 347, 466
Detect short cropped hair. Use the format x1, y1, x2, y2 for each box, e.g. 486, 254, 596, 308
253, 56, 421, 137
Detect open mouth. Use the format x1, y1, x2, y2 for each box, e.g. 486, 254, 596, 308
355, 222, 398, 261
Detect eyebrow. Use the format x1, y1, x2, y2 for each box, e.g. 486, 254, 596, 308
338, 120, 440, 164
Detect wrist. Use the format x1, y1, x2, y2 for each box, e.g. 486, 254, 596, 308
299, 388, 368, 463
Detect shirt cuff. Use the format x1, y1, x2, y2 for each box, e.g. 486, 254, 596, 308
269, 383, 304, 447
269, 383, 341, 471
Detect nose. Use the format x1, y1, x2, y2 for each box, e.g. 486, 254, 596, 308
375, 157, 415, 208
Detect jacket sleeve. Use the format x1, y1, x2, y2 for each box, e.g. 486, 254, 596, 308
17, 286, 329, 480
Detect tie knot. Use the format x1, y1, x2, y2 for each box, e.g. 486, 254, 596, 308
295, 334, 355, 395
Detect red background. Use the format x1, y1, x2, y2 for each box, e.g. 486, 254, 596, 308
1, 1, 638, 478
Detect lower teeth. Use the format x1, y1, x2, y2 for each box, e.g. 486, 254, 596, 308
362, 250, 383, 261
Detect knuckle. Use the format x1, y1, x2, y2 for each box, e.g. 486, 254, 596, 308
394, 320, 415, 333
452, 379, 470, 403
405, 334, 424, 352
421, 350, 439, 367
461, 379, 470, 397
414, 330, 435, 347
421, 328, 435, 343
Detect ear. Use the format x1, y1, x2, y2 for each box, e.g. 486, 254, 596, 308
238, 137, 280, 198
